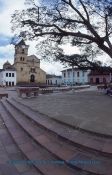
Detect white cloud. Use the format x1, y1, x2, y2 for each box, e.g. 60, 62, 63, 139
0, 0, 64, 74
0, 44, 14, 68
40, 61, 63, 75
61, 43, 80, 55
26, 40, 64, 74
0, 0, 26, 35
0, 0, 111, 75
0, 44, 14, 54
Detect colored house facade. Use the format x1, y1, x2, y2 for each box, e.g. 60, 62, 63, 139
88, 68, 112, 84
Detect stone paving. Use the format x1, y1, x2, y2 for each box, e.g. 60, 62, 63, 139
0, 86, 112, 136
12, 87, 112, 136
1, 98, 112, 174
0, 86, 112, 174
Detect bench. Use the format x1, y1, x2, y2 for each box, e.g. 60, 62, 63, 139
0, 93, 8, 99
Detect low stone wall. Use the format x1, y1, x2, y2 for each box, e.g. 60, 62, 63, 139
71, 85, 90, 90
0, 93, 8, 99
39, 85, 90, 94
16, 87, 39, 98
39, 89, 53, 94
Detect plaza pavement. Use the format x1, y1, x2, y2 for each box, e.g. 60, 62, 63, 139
1, 86, 112, 136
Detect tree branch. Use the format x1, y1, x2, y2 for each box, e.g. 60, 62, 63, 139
32, 30, 97, 43
62, 0, 102, 41
104, 14, 112, 49
79, 0, 90, 22
105, 14, 108, 37
73, 40, 93, 45
62, 0, 86, 21
53, 17, 84, 24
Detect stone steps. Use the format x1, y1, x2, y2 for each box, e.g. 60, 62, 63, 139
1, 98, 112, 174
0, 100, 83, 175
0, 102, 42, 175
10, 98, 112, 156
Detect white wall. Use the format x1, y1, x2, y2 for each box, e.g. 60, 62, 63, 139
46, 77, 62, 85
0, 70, 16, 86
0, 72, 3, 85
62, 69, 90, 85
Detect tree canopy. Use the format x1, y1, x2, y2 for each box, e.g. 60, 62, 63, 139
11, 0, 112, 68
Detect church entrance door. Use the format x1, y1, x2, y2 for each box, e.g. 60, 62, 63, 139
30, 74, 35, 82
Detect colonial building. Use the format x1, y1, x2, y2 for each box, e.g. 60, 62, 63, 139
0, 61, 16, 86
13, 39, 46, 85
62, 68, 90, 85
88, 67, 112, 84
46, 74, 62, 86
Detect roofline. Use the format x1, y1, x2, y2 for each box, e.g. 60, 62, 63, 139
61, 68, 90, 72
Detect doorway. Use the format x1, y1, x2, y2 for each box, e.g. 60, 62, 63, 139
30, 74, 35, 82
96, 78, 99, 84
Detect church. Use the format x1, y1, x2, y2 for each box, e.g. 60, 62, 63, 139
14, 39, 46, 85
0, 39, 46, 86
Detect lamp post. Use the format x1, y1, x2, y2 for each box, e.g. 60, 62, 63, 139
63, 66, 68, 86
91, 49, 94, 61
66, 69, 68, 86
72, 65, 74, 86
110, 73, 112, 83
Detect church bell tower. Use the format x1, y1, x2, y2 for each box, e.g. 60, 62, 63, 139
14, 39, 29, 84
14, 39, 29, 63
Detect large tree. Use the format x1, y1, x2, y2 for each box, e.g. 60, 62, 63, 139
11, 0, 112, 68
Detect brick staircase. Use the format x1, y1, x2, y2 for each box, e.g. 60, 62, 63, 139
0, 98, 112, 175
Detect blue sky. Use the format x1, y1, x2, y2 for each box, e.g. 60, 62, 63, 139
0, 0, 5, 12
41, 0, 58, 6
0, 1, 11, 48
0, 34, 11, 47
0, 0, 64, 74
0, 0, 25, 64
0, 0, 110, 72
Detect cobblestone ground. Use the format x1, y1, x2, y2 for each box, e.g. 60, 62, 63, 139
0, 86, 112, 135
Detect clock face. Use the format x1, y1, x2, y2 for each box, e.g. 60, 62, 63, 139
22, 45, 25, 48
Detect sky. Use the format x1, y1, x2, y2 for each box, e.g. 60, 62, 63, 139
0, 0, 68, 75
0, 0, 111, 74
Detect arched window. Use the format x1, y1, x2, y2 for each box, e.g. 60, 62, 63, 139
103, 77, 106, 83
90, 78, 93, 83
77, 72, 80, 77
22, 49, 24, 53
31, 68, 35, 73
30, 74, 35, 82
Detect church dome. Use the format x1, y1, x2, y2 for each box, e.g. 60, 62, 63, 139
3, 61, 12, 69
